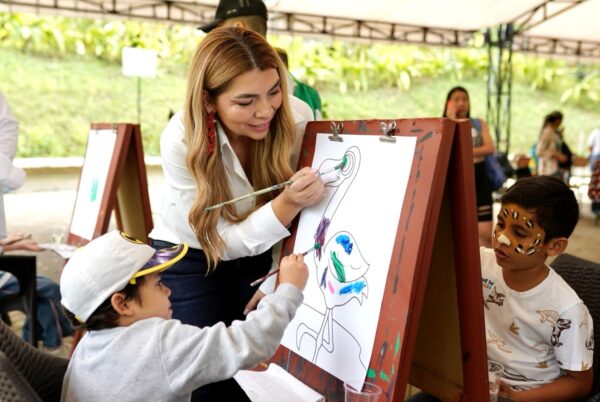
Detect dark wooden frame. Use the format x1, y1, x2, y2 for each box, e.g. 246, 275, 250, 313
270, 118, 488, 402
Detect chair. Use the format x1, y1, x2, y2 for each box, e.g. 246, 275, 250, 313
0, 352, 41, 401
551, 253, 600, 402
0, 320, 68, 402
0, 255, 37, 346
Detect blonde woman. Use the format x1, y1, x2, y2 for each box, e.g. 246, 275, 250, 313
149, 27, 324, 400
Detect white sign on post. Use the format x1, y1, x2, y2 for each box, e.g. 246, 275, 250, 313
121, 47, 157, 78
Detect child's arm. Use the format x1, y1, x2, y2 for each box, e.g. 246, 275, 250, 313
502, 368, 593, 402
158, 254, 308, 394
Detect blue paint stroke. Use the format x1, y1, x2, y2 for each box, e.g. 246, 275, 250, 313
335, 234, 353, 254
339, 280, 366, 295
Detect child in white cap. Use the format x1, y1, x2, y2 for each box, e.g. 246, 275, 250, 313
59, 230, 307, 402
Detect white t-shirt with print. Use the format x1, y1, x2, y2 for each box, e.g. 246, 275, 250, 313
481, 247, 594, 390
589, 128, 600, 156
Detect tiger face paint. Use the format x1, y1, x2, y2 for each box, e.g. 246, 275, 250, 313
493, 203, 545, 256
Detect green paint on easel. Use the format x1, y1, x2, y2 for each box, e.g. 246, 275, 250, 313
90, 179, 98, 202
391, 364, 395, 375
394, 333, 401, 356
367, 369, 376, 379
379, 370, 391, 382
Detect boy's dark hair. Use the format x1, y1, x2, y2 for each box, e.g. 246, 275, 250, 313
501, 176, 579, 241
64, 276, 146, 331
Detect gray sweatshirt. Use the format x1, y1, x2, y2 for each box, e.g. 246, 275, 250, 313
60, 283, 303, 402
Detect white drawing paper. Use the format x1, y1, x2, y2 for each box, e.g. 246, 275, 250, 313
281, 133, 416, 387
70, 129, 117, 240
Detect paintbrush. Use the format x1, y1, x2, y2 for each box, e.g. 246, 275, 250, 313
205, 156, 348, 212
2, 233, 32, 247
249, 242, 321, 287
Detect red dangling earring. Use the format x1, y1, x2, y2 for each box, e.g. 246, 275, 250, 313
206, 111, 216, 155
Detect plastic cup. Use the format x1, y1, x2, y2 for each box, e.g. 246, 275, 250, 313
489, 381, 499, 402
51, 226, 65, 244
488, 360, 504, 402
344, 381, 382, 402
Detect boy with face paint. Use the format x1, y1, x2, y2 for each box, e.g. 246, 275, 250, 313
481, 176, 594, 401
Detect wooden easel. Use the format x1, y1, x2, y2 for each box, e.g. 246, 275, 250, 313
67, 123, 153, 245
270, 118, 488, 401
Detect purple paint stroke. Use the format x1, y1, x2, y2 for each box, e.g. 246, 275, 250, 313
320, 266, 328, 289
314, 218, 330, 260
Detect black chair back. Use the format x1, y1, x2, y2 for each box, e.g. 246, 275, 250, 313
552, 253, 600, 401
0, 255, 37, 346
0, 320, 68, 402
0, 351, 41, 402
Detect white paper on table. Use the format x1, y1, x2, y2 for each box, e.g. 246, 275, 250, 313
281, 133, 416, 389
39, 243, 78, 259
234, 363, 325, 402
69, 129, 117, 241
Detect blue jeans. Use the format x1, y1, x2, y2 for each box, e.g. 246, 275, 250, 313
0, 274, 73, 348
151, 240, 272, 402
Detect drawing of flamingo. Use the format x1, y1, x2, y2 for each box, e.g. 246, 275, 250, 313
296, 146, 370, 364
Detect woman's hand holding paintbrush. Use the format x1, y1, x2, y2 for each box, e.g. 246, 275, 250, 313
270, 168, 326, 227
250, 242, 320, 287
205, 156, 347, 212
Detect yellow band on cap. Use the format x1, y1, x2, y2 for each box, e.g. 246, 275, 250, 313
129, 243, 189, 284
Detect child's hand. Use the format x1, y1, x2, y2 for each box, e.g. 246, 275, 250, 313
278, 253, 308, 291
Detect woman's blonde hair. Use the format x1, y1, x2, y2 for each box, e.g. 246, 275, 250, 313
184, 27, 295, 271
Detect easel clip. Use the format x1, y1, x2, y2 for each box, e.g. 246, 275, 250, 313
379, 121, 397, 143
329, 122, 344, 142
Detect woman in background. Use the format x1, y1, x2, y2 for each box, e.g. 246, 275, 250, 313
536, 111, 567, 178
443, 86, 495, 247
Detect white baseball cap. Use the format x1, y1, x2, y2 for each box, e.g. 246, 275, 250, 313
60, 230, 188, 322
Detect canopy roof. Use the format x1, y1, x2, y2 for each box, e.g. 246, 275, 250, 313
1, 0, 599, 58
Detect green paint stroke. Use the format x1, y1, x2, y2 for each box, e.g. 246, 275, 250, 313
90, 178, 99, 202
395, 333, 401, 356
367, 369, 376, 379
391, 364, 395, 375
340, 155, 349, 169
330, 251, 346, 282
379, 370, 391, 382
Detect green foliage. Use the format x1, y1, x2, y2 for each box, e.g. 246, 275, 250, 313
0, 12, 201, 68
1, 12, 599, 158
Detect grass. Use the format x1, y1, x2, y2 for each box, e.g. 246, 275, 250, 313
1, 47, 598, 157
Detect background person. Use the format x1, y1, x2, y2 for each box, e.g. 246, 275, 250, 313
588, 126, 600, 171
443, 86, 496, 248
0, 91, 25, 239
0, 91, 72, 352
536, 111, 567, 178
